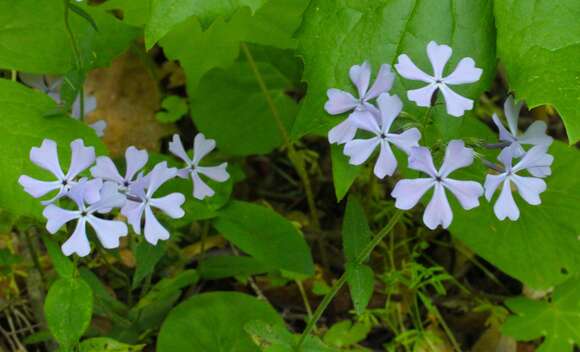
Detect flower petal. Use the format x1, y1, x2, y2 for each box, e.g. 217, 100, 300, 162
349, 109, 381, 135
90, 156, 124, 184
87, 216, 127, 249
191, 171, 215, 200
169, 134, 192, 165
43, 205, 79, 234
30, 139, 64, 179
61, 219, 91, 257
513, 145, 553, 173
18, 176, 61, 198
491, 113, 516, 143
125, 146, 149, 182
494, 179, 520, 221
511, 174, 546, 206
423, 183, 453, 229
89, 120, 107, 137
144, 206, 169, 245
439, 84, 474, 117
518, 121, 553, 146
19, 73, 49, 91
391, 178, 434, 210
349, 61, 372, 98
146, 162, 177, 196
197, 163, 229, 182
387, 128, 421, 154
328, 118, 358, 144
408, 146, 437, 177
66, 139, 96, 179
192, 133, 216, 165
427, 41, 452, 80
366, 64, 395, 100
343, 137, 381, 166
324, 88, 358, 115
150, 193, 185, 218
377, 93, 403, 133
121, 200, 145, 234
374, 141, 397, 178
443, 179, 483, 210
497, 145, 515, 170
443, 57, 482, 85
504, 96, 523, 137
407, 84, 437, 108
484, 173, 506, 201
395, 54, 433, 83
439, 140, 474, 177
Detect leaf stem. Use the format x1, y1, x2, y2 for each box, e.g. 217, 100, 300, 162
295, 210, 404, 349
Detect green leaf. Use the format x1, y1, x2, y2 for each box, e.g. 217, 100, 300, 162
134, 270, 199, 310
78, 268, 128, 319
291, 0, 496, 139
245, 320, 338, 352
199, 255, 272, 279
450, 121, 580, 289
502, 277, 580, 352
345, 263, 374, 315
342, 196, 372, 262
323, 320, 371, 348
45, 277, 93, 349
214, 201, 315, 275
79, 337, 144, 352
145, 0, 269, 48
0, 79, 106, 219
155, 95, 188, 123
100, 0, 152, 27
132, 240, 166, 289
190, 60, 297, 156
494, 0, 580, 143
157, 291, 284, 352
0, 0, 138, 74
331, 144, 362, 202
42, 236, 74, 279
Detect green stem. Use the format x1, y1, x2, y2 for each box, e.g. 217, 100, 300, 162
295, 210, 404, 349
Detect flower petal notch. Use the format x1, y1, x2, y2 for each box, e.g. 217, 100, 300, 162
395, 41, 483, 117
121, 162, 185, 245
484, 145, 553, 221
325, 61, 396, 144
91, 146, 149, 192
391, 140, 484, 229
18, 139, 96, 204
343, 93, 421, 178
169, 133, 230, 200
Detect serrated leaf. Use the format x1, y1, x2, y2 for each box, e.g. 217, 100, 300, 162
157, 292, 284, 352
45, 277, 93, 348
0, 79, 106, 219
494, 0, 580, 143
345, 263, 374, 315
213, 201, 315, 275
502, 277, 580, 352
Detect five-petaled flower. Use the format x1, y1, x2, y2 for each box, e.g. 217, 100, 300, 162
121, 162, 185, 245
343, 93, 421, 178
19, 139, 97, 204
491, 96, 553, 162
43, 180, 127, 257
391, 140, 484, 229
91, 146, 149, 191
395, 41, 482, 117
169, 133, 230, 200
325, 61, 395, 144
484, 145, 553, 221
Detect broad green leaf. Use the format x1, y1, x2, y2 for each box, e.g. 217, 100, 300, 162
494, 0, 580, 143
44, 277, 93, 349
79, 268, 128, 319
292, 0, 496, 139
345, 263, 374, 315
199, 255, 272, 279
502, 277, 580, 352
134, 270, 199, 310
79, 337, 144, 352
100, 0, 152, 27
331, 145, 362, 202
145, 0, 269, 48
42, 236, 74, 279
0, 0, 138, 74
132, 240, 166, 289
159, 0, 308, 94
342, 196, 372, 262
190, 60, 297, 155
155, 95, 188, 123
450, 131, 580, 289
214, 201, 315, 275
157, 291, 284, 352
0, 79, 106, 219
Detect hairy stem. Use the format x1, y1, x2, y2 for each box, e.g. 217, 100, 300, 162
295, 211, 404, 349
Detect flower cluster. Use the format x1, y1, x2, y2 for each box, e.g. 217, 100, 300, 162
19, 133, 229, 256
327, 41, 554, 229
